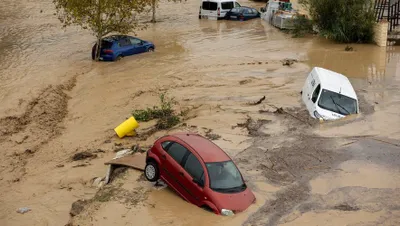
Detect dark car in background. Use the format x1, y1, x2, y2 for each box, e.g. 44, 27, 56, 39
224, 6, 260, 21
91, 35, 155, 61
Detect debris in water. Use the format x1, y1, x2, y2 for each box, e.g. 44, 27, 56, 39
72, 163, 90, 168
56, 164, 64, 168
282, 58, 298, 66
72, 151, 97, 161
16, 207, 31, 214
247, 96, 266, 105
205, 129, 221, 140
274, 107, 285, 114
334, 203, 360, 211
70, 199, 89, 217
345, 46, 354, 51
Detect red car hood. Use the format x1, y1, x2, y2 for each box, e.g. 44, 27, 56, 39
212, 188, 256, 213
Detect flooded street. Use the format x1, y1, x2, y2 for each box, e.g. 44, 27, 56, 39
1, 0, 400, 225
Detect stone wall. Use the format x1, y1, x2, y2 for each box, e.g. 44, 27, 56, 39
374, 21, 389, 47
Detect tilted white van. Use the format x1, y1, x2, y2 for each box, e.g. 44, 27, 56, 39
199, 0, 241, 20
301, 67, 359, 121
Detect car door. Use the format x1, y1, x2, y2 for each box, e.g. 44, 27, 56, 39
180, 151, 206, 205
243, 8, 252, 19
129, 37, 146, 54
160, 141, 193, 202
118, 38, 134, 56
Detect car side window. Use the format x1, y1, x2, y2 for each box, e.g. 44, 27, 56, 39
184, 153, 204, 185
161, 141, 171, 150
167, 142, 188, 165
119, 38, 131, 47
129, 37, 142, 45
311, 84, 321, 103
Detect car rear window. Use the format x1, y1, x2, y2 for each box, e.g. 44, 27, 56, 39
221, 2, 234, 10
101, 41, 113, 49
202, 1, 218, 10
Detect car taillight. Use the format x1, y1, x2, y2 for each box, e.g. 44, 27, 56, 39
103, 49, 113, 54
217, 7, 220, 16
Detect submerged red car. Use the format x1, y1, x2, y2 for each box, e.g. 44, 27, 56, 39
144, 133, 255, 216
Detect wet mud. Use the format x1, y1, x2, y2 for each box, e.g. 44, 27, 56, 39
1, 0, 400, 225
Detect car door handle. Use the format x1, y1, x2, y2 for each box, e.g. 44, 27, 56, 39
161, 154, 166, 159
179, 172, 184, 176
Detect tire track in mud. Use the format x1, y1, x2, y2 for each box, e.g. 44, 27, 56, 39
0, 75, 78, 182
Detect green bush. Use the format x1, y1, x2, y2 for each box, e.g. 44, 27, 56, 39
291, 13, 314, 38
299, 0, 375, 43
132, 93, 181, 130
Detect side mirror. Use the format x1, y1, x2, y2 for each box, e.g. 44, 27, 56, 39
193, 178, 204, 187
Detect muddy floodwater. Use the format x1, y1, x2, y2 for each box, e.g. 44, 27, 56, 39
1, 0, 400, 225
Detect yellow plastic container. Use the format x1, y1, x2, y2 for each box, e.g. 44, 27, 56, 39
114, 116, 139, 138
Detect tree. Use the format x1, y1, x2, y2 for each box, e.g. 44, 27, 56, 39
298, 0, 375, 43
150, 0, 185, 23
53, 0, 152, 60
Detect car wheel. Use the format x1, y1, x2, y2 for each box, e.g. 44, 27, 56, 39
144, 161, 159, 182
116, 55, 122, 61
147, 47, 154, 52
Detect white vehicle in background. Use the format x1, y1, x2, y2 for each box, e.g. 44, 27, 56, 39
199, 0, 241, 20
301, 67, 359, 121
260, 0, 296, 29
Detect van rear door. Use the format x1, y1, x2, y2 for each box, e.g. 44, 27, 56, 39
201, 1, 218, 19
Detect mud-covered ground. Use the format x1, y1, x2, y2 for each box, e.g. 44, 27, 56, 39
1, 0, 400, 225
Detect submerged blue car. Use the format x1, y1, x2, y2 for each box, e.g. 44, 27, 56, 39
91, 35, 155, 61
225, 6, 260, 21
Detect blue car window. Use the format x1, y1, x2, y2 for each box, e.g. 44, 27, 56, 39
119, 38, 131, 47
129, 37, 142, 45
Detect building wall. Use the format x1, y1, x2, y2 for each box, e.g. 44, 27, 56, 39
374, 21, 388, 47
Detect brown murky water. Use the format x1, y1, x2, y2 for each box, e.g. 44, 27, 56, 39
1, 0, 400, 225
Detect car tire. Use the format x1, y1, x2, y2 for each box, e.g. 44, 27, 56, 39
116, 55, 122, 61
147, 47, 154, 52
144, 161, 159, 182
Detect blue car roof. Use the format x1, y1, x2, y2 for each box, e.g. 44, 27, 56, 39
103, 35, 135, 42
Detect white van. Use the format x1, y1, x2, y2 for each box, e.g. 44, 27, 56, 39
301, 67, 359, 121
199, 0, 241, 20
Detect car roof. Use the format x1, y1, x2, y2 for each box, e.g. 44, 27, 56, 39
103, 35, 134, 42
170, 133, 231, 163
313, 67, 358, 100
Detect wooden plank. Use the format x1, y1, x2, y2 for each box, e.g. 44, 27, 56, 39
104, 153, 146, 171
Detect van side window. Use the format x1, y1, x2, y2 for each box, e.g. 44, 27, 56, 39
221, 2, 234, 10
202, 2, 218, 10
311, 84, 321, 103
235, 2, 241, 7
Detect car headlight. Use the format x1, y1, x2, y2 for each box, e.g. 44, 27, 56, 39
221, 209, 234, 216
313, 111, 323, 120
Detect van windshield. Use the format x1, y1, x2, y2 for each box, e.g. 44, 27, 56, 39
206, 161, 246, 193
318, 89, 358, 115
221, 2, 234, 10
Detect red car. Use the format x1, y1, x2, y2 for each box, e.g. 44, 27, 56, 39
144, 133, 256, 216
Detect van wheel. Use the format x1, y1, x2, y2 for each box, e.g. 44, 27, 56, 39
144, 161, 159, 182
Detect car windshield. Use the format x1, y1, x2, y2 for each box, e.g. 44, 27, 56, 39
206, 161, 246, 193
318, 89, 358, 115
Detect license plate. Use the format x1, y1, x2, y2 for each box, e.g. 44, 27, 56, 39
230, 16, 237, 19
201, 15, 208, 19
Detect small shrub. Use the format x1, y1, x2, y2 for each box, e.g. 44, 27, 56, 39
132, 93, 181, 129
291, 14, 314, 38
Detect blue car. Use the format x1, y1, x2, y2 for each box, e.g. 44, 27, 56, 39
91, 35, 155, 61
225, 6, 260, 21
